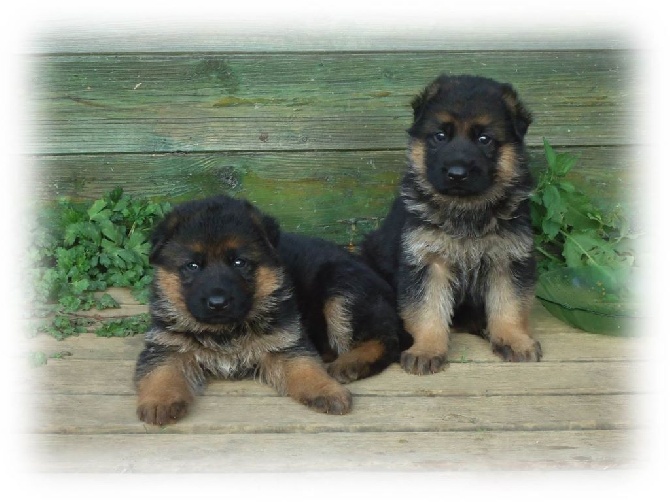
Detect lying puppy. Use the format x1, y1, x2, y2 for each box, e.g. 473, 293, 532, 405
134, 195, 352, 425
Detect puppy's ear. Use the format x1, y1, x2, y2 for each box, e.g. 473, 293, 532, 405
501, 83, 533, 139
148, 212, 181, 265
260, 214, 280, 248
407, 79, 443, 137
243, 200, 281, 248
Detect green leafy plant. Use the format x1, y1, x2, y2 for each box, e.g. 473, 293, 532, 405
530, 139, 637, 293
29, 188, 170, 339
28, 350, 73, 367
95, 313, 151, 338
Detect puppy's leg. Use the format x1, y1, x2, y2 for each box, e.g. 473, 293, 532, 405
259, 351, 352, 415
134, 345, 204, 425
398, 261, 453, 375
485, 262, 542, 362
328, 339, 388, 383
326, 295, 400, 383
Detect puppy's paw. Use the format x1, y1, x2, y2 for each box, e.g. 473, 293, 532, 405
492, 337, 542, 362
301, 385, 353, 415
328, 359, 370, 384
137, 398, 189, 425
400, 349, 447, 375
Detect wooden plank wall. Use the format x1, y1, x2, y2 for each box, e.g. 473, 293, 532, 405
25, 32, 638, 244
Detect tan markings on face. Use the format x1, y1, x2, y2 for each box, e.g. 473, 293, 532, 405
199, 236, 246, 260
435, 111, 455, 125
254, 265, 282, 301
186, 241, 205, 254
408, 139, 427, 177
323, 295, 353, 354
496, 143, 521, 186
155, 268, 188, 313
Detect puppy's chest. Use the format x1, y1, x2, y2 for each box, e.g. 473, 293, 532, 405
193, 346, 257, 378
149, 326, 298, 378
194, 329, 298, 378
403, 226, 531, 271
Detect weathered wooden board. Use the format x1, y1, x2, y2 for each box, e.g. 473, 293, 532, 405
22, 301, 642, 363
27, 51, 635, 155
29, 146, 639, 244
26, 393, 636, 435
30, 146, 639, 211
27, 430, 636, 472
23, 359, 640, 397
22, 325, 640, 366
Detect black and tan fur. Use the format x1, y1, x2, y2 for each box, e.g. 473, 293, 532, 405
134, 196, 351, 425
277, 232, 402, 383
362, 74, 542, 375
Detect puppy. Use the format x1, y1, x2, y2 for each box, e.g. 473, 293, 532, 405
362, 74, 542, 375
134, 195, 352, 425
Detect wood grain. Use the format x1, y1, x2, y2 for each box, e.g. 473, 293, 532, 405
27, 51, 635, 155
28, 430, 636, 472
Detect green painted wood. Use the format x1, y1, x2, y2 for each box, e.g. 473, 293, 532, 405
27, 50, 635, 154
30, 145, 639, 244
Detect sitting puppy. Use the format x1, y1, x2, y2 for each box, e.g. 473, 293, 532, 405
277, 232, 402, 383
362, 74, 543, 375
134, 195, 352, 425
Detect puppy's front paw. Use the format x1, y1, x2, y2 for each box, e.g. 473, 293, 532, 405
492, 337, 542, 362
400, 349, 447, 375
137, 397, 189, 425
301, 385, 353, 415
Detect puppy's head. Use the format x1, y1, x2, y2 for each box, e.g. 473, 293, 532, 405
407, 74, 532, 198
149, 196, 283, 327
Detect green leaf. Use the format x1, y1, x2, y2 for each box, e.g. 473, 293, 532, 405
554, 153, 578, 176
541, 184, 565, 222
72, 278, 90, 295
95, 314, 150, 337
87, 199, 108, 219
96, 293, 120, 310
127, 231, 147, 250
541, 218, 561, 240
543, 138, 557, 172
558, 180, 576, 193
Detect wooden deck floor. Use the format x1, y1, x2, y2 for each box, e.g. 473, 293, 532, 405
22, 291, 642, 473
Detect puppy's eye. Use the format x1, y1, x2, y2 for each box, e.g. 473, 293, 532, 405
184, 262, 200, 271
478, 134, 493, 146
232, 258, 247, 268
433, 131, 447, 142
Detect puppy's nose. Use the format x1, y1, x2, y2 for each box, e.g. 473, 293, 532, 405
206, 295, 230, 311
446, 165, 469, 181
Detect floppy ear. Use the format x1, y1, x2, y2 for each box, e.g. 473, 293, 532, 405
501, 83, 533, 139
